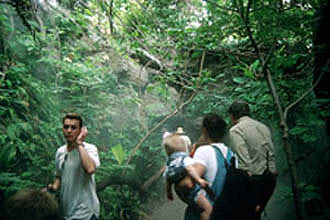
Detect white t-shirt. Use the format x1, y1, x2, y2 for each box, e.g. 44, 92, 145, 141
193, 143, 230, 187
55, 142, 100, 220
183, 156, 196, 167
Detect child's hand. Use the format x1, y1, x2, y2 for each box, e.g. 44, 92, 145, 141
167, 192, 174, 201
198, 178, 209, 188
255, 205, 261, 212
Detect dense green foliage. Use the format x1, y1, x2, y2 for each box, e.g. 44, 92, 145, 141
1, 0, 329, 219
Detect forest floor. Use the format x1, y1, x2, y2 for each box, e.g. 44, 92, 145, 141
148, 182, 290, 220
149, 192, 187, 220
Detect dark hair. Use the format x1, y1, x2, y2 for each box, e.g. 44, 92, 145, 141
1, 189, 61, 220
62, 113, 83, 128
202, 113, 227, 142
228, 100, 250, 119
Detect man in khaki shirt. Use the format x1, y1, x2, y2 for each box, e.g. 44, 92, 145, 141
228, 100, 277, 220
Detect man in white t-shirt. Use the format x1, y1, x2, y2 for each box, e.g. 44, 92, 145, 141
184, 113, 234, 220
46, 113, 100, 220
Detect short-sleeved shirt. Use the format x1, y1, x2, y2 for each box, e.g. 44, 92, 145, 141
229, 116, 276, 175
193, 143, 231, 189
184, 143, 233, 220
55, 142, 100, 220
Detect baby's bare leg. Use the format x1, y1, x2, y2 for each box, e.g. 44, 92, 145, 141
196, 193, 212, 220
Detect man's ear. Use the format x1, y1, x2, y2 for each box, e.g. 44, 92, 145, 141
229, 114, 237, 124
201, 127, 209, 138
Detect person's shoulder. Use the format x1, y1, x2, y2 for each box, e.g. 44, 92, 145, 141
249, 117, 270, 130
229, 123, 239, 132
230, 118, 247, 131
195, 144, 213, 153
219, 143, 233, 154
57, 145, 66, 153
55, 145, 66, 158
212, 143, 229, 151
230, 116, 252, 131
217, 143, 229, 149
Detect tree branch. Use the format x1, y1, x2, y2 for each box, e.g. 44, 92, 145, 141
284, 59, 329, 121
235, 1, 304, 218
126, 50, 206, 164
140, 166, 166, 192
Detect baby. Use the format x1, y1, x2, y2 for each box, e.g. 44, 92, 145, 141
163, 134, 213, 220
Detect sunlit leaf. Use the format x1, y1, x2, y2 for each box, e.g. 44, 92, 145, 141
111, 144, 126, 165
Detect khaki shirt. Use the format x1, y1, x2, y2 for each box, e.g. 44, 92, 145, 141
229, 116, 276, 175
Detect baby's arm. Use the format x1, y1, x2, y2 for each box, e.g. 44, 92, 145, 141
185, 165, 208, 188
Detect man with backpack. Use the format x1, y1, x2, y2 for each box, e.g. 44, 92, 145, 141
184, 113, 234, 220
227, 100, 278, 219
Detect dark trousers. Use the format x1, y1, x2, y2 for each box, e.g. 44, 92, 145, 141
251, 171, 277, 220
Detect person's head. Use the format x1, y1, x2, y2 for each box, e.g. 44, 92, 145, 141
228, 100, 250, 122
202, 113, 227, 143
1, 189, 60, 220
175, 127, 185, 135
62, 113, 83, 144
163, 134, 187, 156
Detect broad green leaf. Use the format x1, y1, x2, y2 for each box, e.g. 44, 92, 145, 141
111, 144, 126, 165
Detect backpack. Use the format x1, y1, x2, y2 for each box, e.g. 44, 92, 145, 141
211, 146, 256, 219
165, 152, 188, 183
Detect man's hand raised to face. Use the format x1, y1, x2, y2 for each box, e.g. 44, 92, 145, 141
76, 126, 87, 146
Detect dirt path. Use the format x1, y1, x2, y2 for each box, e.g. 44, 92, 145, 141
150, 193, 187, 220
